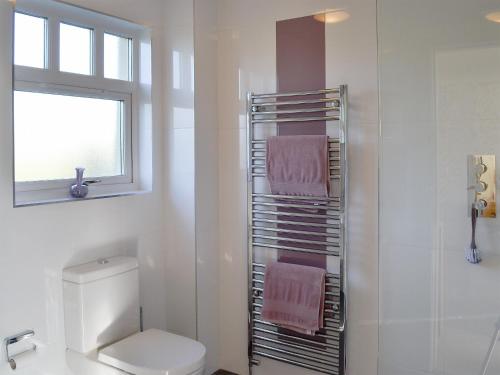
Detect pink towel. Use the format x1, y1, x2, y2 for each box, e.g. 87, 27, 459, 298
266, 135, 330, 197
261, 262, 325, 335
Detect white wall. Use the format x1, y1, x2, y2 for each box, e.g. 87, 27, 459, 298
215, 1, 379, 374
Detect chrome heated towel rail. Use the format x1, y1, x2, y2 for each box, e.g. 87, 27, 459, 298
247, 86, 348, 375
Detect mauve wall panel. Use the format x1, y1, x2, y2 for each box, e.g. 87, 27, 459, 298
276, 15, 327, 268
276, 15, 326, 136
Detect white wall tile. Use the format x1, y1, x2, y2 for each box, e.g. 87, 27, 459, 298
162, 0, 198, 342
194, 0, 220, 372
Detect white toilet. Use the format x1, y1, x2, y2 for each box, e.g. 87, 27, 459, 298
63, 256, 205, 375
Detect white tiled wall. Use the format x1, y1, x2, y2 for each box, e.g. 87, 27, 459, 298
193, 0, 220, 373
163, 0, 198, 341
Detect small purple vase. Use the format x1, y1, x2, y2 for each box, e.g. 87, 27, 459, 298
70, 167, 89, 198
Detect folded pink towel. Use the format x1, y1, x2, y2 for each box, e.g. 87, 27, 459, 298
261, 262, 325, 335
266, 135, 330, 197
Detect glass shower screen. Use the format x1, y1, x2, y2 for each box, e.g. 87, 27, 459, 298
378, 1, 500, 374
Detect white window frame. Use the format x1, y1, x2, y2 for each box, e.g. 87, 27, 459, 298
13, 0, 150, 206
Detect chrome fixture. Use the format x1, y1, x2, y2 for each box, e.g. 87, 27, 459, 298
466, 205, 481, 264
468, 155, 496, 218
247, 86, 348, 375
466, 155, 495, 264
4, 330, 36, 370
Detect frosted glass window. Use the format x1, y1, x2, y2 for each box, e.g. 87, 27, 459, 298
60, 23, 93, 75
104, 33, 131, 81
14, 13, 46, 68
14, 91, 124, 182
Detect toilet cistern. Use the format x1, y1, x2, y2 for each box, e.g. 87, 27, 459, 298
62, 256, 205, 375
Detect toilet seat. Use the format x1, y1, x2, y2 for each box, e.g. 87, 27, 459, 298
98, 329, 205, 375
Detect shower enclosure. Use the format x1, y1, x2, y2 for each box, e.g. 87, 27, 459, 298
378, 0, 500, 374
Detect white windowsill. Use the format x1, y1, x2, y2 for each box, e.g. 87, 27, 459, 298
14, 189, 150, 208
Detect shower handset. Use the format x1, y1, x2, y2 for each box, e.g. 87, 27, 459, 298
465, 205, 481, 264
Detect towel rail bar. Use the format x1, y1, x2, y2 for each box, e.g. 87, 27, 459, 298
252, 302, 337, 315
252, 281, 341, 293
251, 144, 340, 151
252, 155, 340, 161
253, 320, 340, 339
252, 201, 339, 210
253, 218, 340, 229
253, 336, 339, 359
251, 309, 340, 322
253, 352, 339, 375
254, 343, 339, 367
253, 318, 341, 335
252, 283, 341, 294
251, 139, 340, 144
252, 165, 341, 172
252, 234, 339, 247
253, 343, 338, 366
252, 173, 341, 179
252, 193, 340, 201
252, 263, 340, 279
251, 88, 339, 99
253, 327, 340, 349
253, 106, 339, 116
253, 209, 340, 220
251, 156, 340, 162
252, 269, 341, 278
252, 116, 340, 124
252, 226, 340, 238
252, 97, 338, 108
252, 242, 340, 256
251, 279, 340, 294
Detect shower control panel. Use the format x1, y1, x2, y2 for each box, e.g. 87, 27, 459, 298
468, 155, 496, 218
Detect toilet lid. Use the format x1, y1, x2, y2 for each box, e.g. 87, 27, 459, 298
98, 329, 205, 375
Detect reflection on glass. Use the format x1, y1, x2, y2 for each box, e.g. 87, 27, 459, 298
486, 11, 500, 23
190, 55, 194, 92
173, 50, 181, 89
140, 41, 152, 85
14, 12, 46, 68
14, 91, 124, 182
60, 23, 93, 75
313, 10, 350, 24
104, 33, 131, 81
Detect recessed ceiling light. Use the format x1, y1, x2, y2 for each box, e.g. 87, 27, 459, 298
486, 11, 500, 23
314, 10, 350, 24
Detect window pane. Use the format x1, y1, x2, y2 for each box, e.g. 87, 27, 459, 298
14, 13, 46, 68
60, 23, 93, 75
14, 91, 124, 182
104, 33, 131, 81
